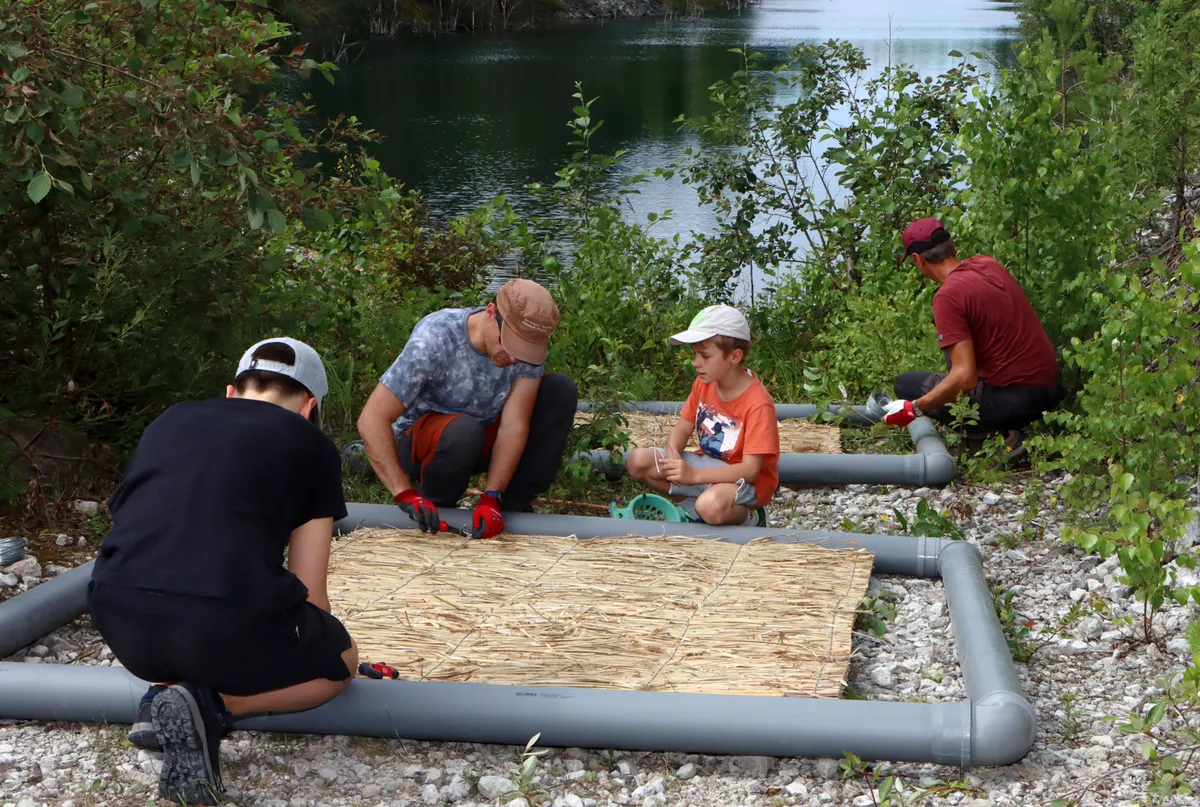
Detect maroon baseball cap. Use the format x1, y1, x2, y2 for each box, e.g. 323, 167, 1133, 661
902, 218, 950, 257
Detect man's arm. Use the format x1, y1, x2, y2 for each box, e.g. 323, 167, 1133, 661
357, 383, 413, 497
485, 376, 540, 495
916, 340, 979, 412
287, 517, 335, 613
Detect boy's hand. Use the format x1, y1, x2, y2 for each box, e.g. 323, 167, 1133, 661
659, 458, 697, 485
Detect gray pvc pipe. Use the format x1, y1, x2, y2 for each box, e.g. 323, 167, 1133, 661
334, 503, 949, 578
0, 542, 1034, 766
575, 415, 955, 487
0, 560, 94, 660
0, 661, 972, 765
0, 510, 1033, 766
578, 400, 879, 426
939, 542, 1037, 766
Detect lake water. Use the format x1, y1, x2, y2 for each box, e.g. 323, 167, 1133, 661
309, 0, 1019, 257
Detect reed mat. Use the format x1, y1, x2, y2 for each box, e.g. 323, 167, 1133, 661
329, 530, 873, 697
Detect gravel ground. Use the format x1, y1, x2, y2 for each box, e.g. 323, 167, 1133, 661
3, 474, 1198, 807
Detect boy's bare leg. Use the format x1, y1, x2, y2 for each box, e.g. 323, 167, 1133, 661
221, 639, 359, 716
625, 448, 673, 494
694, 483, 750, 525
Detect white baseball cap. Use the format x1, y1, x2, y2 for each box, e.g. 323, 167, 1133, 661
669, 304, 752, 345
235, 337, 329, 420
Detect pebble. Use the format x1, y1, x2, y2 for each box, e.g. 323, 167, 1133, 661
4, 557, 41, 578
675, 762, 697, 780
73, 499, 99, 515
420, 783, 440, 804
317, 766, 338, 783
870, 665, 894, 688
55, 534, 73, 546
361, 783, 381, 799
0, 572, 18, 587
478, 775, 518, 801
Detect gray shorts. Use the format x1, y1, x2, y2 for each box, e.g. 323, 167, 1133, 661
652, 449, 758, 519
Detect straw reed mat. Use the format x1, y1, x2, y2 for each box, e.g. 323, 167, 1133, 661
573, 411, 843, 455
329, 529, 873, 698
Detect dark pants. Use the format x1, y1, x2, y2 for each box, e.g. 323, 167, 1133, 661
395, 373, 578, 511
894, 372, 1061, 434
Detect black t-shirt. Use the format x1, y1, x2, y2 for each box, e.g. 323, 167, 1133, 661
92, 398, 347, 611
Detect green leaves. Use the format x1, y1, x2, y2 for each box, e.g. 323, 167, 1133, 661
26, 171, 52, 203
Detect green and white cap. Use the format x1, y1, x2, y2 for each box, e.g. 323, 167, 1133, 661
669, 304, 752, 345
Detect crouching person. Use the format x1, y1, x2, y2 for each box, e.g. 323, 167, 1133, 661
88, 338, 358, 806
626, 305, 780, 526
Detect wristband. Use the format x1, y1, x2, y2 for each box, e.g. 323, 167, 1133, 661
484, 490, 502, 502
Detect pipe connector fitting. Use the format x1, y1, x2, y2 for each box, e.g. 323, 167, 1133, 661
970, 690, 1037, 766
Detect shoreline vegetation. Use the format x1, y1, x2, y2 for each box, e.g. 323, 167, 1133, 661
277, 0, 753, 62
3, 0, 1200, 798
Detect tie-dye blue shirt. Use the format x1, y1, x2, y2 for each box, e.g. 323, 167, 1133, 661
381, 307, 544, 435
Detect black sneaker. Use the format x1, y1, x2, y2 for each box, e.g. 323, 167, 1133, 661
152, 683, 227, 805
747, 506, 769, 527
129, 684, 167, 751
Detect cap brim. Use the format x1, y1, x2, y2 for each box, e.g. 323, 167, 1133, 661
500, 329, 547, 365
669, 329, 716, 346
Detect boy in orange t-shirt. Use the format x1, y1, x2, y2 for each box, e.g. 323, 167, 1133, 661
627, 305, 780, 526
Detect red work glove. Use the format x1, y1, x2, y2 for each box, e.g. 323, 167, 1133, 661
470, 492, 505, 540
394, 488, 446, 534
882, 399, 922, 427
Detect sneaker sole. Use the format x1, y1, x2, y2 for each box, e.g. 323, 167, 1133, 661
152, 687, 222, 805
128, 721, 161, 752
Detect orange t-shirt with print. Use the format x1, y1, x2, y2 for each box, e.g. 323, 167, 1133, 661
682, 371, 780, 508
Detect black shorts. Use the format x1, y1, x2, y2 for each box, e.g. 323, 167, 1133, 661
88, 582, 353, 696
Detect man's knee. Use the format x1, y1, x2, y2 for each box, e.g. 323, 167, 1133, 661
537, 373, 579, 412
894, 371, 933, 401
437, 416, 486, 457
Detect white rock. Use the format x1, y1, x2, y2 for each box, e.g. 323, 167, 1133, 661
784, 779, 809, 796
675, 762, 697, 780
4, 557, 41, 578
505, 800, 531, 807
441, 774, 470, 801
421, 783, 441, 804
317, 766, 338, 783
73, 500, 100, 514
361, 784, 381, 799
814, 758, 841, 779
870, 665, 894, 688
1078, 616, 1103, 640
478, 775, 518, 801
55, 534, 73, 546
631, 776, 665, 800
424, 767, 443, 785
614, 759, 637, 777
564, 794, 584, 807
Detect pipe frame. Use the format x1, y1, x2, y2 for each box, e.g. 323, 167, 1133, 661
0, 506, 1033, 768
575, 401, 957, 487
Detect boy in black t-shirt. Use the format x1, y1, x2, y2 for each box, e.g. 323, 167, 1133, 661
88, 338, 358, 806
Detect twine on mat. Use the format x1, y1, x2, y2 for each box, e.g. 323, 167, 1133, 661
327, 529, 873, 698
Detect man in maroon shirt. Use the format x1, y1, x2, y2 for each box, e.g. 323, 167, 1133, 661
881, 218, 1061, 445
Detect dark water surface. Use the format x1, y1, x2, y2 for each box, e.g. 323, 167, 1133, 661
309, 0, 1019, 247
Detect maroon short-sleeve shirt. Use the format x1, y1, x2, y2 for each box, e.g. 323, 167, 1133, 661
931, 256, 1058, 388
